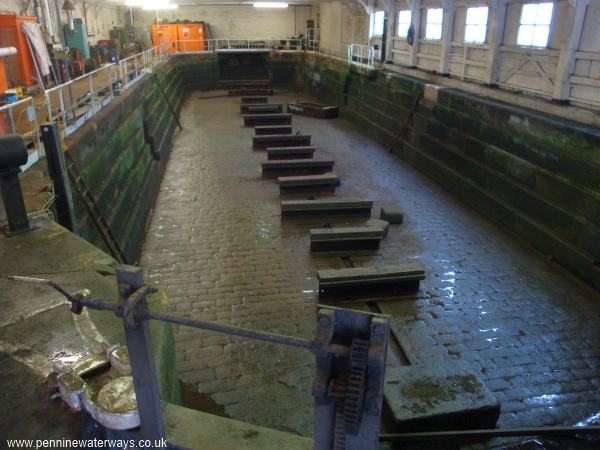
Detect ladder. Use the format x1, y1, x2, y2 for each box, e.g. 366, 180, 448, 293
64, 152, 127, 264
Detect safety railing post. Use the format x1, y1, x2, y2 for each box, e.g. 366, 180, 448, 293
116, 266, 165, 442
88, 73, 95, 114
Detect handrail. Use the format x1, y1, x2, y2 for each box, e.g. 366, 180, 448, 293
0, 96, 42, 171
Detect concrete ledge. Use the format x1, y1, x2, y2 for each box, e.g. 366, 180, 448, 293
255, 125, 293, 135
253, 134, 311, 150
263, 159, 334, 178
267, 146, 315, 160
111, 402, 312, 450
382, 361, 501, 433
244, 114, 292, 127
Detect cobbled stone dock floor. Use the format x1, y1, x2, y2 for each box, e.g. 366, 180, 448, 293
140, 90, 600, 438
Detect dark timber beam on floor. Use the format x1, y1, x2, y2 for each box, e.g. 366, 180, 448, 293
253, 134, 311, 150
244, 114, 292, 127
255, 125, 292, 136
278, 173, 339, 194
267, 146, 315, 160
317, 263, 426, 301
243, 104, 283, 114
262, 159, 334, 178
280, 199, 372, 220
310, 226, 384, 253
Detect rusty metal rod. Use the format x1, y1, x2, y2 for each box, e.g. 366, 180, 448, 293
146, 311, 314, 350
8, 276, 314, 351
379, 425, 600, 442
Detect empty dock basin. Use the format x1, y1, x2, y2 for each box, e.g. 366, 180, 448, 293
267, 146, 315, 160
255, 125, 293, 135
278, 173, 339, 194
280, 199, 372, 219
253, 134, 311, 150
262, 159, 334, 178
244, 114, 292, 127
317, 263, 426, 301
310, 226, 384, 252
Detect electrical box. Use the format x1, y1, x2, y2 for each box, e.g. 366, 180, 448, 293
0, 15, 38, 88
64, 18, 90, 60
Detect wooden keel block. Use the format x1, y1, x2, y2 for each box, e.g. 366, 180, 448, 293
253, 134, 311, 150
278, 173, 339, 194
317, 263, 426, 301
262, 159, 334, 178
243, 114, 292, 127
310, 226, 384, 252
280, 199, 372, 220
267, 146, 315, 160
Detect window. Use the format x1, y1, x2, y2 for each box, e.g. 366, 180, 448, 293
397, 10, 412, 37
425, 8, 443, 40
464, 6, 489, 43
370, 11, 385, 37
517, 2, 554, 47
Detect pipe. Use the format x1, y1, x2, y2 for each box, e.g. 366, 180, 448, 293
41, 0, 55, 37
0, 47, 17, 58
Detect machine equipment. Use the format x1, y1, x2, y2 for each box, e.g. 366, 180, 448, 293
10, 267, 391, 450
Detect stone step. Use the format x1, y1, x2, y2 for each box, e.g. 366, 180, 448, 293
280, 198, 372, 220
244, 114, 292, 127
310, 226, 384, 252
267, 146, 315, 160
229, 88, 274, 96
317, 263, 425, 300
383, 360, 500, 433
253, 134, 311, 150
255, 125, 293, 136
244, 104, 284, 115
262, 159, 334, 178
278, 173, 339, 194
241, 103, 281, 114
241, 96, 268, 104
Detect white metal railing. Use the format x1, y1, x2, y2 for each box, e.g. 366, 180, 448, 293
170, 38, 303, 53
0, 97, 42, 171
7, 38, 374, 149
308, 41, 376, 69
44, 43, 170, 138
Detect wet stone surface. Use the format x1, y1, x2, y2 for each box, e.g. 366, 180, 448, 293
140, 91, 600, 437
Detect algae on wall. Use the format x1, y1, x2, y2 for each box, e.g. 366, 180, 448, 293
302, 53, 600, 292
66, 55, 219, 263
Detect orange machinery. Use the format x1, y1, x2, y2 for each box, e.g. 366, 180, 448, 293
152, 23, 206, 53
0, 15, 38, 89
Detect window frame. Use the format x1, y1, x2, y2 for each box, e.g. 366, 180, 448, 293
370, 10, 385, 38
463, 5, 489, 45
516, 1, 556, 49
397, 9, 412, 38
424, 7, 444, 41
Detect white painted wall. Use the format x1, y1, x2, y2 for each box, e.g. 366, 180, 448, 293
317, 0, 600, 109
136, 4, 312, 40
